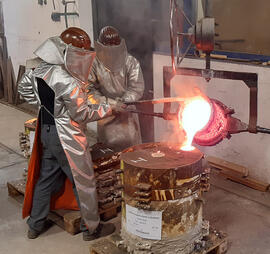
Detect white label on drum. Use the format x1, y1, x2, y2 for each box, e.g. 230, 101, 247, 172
126, 204, 162, 240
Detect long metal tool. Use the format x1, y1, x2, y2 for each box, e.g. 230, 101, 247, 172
126, 109, 177, 121
125, 97, 185, 106
126, 109, 164, 118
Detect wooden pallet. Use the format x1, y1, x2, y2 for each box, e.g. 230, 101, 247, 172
90, 229, 228, 254
7, 179, 121, 235
207, 156, 270, 192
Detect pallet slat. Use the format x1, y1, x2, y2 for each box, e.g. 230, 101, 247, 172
90, 238, 127, 254
225, 174, 270, 192
7, 179, 120, 235
90, 230, 228, 254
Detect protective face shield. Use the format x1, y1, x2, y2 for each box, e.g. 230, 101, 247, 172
64, 44, 96, 85
35, 27, 95, 84
95, 26, 127, 72
61, 27, 95, 84
95, 39, 127, 73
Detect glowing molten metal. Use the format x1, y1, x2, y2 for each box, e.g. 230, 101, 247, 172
179, 97, 212, 151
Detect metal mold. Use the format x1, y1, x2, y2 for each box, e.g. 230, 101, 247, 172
120, 142, 208, 253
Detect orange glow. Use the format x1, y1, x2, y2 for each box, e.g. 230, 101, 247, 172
181, 145, 195, 151
179, 96, 212, 151
88, 94, 98, 104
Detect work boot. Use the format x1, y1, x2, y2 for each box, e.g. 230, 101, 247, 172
83, 223, 116, 241
27, 220, 53, 239
27, 228, 40, 239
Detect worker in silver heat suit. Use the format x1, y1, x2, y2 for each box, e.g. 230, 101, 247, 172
18, 27, 121, 241
88, 26, 145, 151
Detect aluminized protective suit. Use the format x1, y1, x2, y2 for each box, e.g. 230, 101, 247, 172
18, 36, 112, 233
88, 39, 145, 151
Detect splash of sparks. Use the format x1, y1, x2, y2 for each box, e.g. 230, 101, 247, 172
179, 96, 212, 151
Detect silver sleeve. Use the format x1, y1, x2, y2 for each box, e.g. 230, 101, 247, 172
18, 70, 38, 105
87, 64, 107, 104
62, 82, 112, 124
121, 58, 145, 102
88, 66, 118, 105
87, 82, 107, 104
87, 83, 118, 106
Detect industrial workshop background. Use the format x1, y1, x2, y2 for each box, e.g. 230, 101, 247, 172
1, 0, 270, 254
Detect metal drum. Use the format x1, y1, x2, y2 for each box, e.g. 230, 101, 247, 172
120, 142, 209, 254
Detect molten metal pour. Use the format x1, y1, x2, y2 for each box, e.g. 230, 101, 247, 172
126, 96, 270, 147
179, 96, 212, 151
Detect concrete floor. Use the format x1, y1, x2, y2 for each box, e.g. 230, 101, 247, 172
0, 102, 270, 254
205, 182, 270, 254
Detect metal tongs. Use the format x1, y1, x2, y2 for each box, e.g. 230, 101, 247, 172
124, 97, 183, 120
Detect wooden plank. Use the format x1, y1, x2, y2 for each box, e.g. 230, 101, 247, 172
7, 181, 23, 197
47, 212, 66, 231
62, 210, 81, 235
100, 206, 118, 221
0, 45, 3, 99
217, 167, 245, 180
6, 57, 13, 103
0, 44, 7, 101
0, 35, 8, 101
225, 174, 270, 192
0, 1, 7, 99
90, 238, 127, 254
200, 229, 228, 254
7, 179, 26, 196
10, 58, 16, 103
207, 156, 249, 177
50, 210, 81, 235
216, 240, 228, 254
14, 65, 25, 105
0, 2, 5, 35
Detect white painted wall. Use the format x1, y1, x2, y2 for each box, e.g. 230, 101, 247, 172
153, 53, 270, 183
78, 0, 94, 43
2, 0, 93, 76
2, 0, 96, 132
